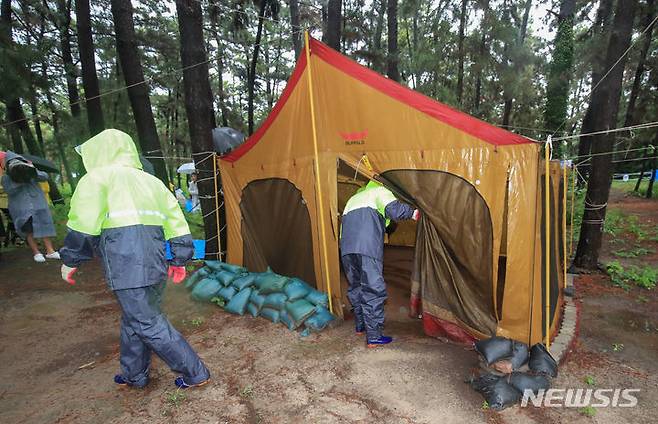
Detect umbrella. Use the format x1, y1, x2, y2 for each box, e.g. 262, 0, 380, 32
21, 154, 59, 174
212, 127, 245, 155
177, 162, 196, 174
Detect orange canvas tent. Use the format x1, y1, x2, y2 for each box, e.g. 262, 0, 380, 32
218, 37, 565, 346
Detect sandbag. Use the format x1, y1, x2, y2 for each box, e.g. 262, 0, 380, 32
215, 270, 238, 286
257, 274, 289, 294
508, 372, 551, 395
191, 278, 222, 301
510, 341, 529, 370
220, 262, 247, 274
280, 309, 296, 330
184, 267, 210, 289
286, 299, 316, 327
249, 291, 266, 312
260, 307, 280, 323
474, 337, 513, 366
204, 260, 224, 271
263, 293, 288, 310
284, 278, 312, 301
232, 274, 257, 291
224, 287, 253, 315
470, 373, 521, 410
247, 302, 259, 317
217, 286, 237, 301
304, 306, 335, 332
528, 344, 558, 378
253, 268, 274, 289
305, 289, 328, 308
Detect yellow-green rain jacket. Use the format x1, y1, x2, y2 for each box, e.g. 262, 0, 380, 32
60, 129, 194, 290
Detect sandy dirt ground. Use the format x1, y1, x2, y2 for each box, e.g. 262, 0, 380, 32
0, 188, 656, 423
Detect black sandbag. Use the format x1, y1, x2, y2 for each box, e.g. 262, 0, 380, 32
263, 293, 288, 310
474, 337, 514, 366
260, 307, 280, 323
284, 278, 312, 301
470, 373, 521, 410
190, 278, 222, 301
184, 267, 210, 289
215, 270, 238, 286
225, 288, 253, 315
509, 341, 530, 370
528, 343, 558, 378
508, 372, 551, 395
232, 274, 257, 291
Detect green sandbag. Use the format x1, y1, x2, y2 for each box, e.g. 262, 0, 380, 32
221, 262, 247, 274
260, 307, 280, 323
225, 287, 253, 316
285, 299, 316, 327
284, 278, 312, 301
232, 274, 257, 291
304, 306, 335, 332
204, 260, 224, 271
279, 309, 296, 330
191, 278, 222, 301
257, 274, 289, 294
184, 267, 210, 289
247, 302, 259, 317
215, 270, 238, 286
217, 285, 237, 301
249, 291, 266, 312
263, 293, 288, 310
305, 289, 329, 307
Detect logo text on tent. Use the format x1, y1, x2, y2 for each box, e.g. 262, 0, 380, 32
520, 388, 640, 408
340, 130, 368, 146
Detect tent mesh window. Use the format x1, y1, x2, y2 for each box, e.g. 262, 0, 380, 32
382, 169, 497, 337
540, 176, 561, 338
240, 178, 317, 287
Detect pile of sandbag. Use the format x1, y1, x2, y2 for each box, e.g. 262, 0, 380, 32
466, 336, 558, 410
184, 260, 335, 335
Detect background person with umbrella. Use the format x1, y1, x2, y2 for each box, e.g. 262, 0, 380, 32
0, 151, 60, 263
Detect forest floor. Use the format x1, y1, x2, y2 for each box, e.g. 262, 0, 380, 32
0, 185, 656, 424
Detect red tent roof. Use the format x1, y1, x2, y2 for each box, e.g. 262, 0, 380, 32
223, 38, 531, 163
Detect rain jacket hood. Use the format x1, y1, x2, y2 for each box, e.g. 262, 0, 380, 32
78, 129, 143, 171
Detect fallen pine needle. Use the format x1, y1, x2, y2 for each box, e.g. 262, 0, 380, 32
78, 361, 96, 370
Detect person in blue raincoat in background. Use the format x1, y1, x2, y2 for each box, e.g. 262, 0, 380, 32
340, 180, 419, 347
59, 129, 210, 389
0, 151, 60, 263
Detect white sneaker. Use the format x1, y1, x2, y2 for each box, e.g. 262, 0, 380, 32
34, 253, 46, 263
45, 251, 61, 260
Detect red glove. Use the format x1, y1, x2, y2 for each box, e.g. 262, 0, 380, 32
168, 266, 187, 284
61, 264, 78, 285
412, 209, 421, 221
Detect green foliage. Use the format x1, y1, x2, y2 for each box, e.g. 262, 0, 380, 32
164, 389, 187, 408
612, 343, 624, 352
580, 406, 596, 417
210, 296, 226, 307
240, 385, 254, 398
606, 261, 657, 290
545, 15, 575, 134
583, 375, 596, 386
613, 246, 653, 258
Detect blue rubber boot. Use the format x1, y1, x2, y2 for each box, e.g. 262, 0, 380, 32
175, 376, 210, 389
366, 335, 393, 348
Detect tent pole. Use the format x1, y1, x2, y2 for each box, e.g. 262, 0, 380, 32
545, 139, 551, 351
305, 31, 334, 314
213, 153, 222, 261
570, 164, 576, 257
563, 161, 567, 289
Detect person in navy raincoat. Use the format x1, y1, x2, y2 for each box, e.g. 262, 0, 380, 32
340, 181, 419, 347
0, 151, 59, 263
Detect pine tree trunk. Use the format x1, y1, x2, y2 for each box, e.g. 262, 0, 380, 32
55, 0, 81, 118
634, 146, 649, 192
456, 0, 468, 106
111, 0, 168, 183
473, 0, 489, 116
326, 0, 342, 51
574, 0, 638, 269
247, 1, 266, 135
386, 0, 399, 81
175, 0, 224, 259
75, 0, 105, 135
28, 91, 45, 154
208, 2, 229, 127
624, 0, 655, 128
647, 158, 656, 199
289, 0, 302, 57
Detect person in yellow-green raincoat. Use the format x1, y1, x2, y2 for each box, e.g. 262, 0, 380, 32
59, 129, 210, 389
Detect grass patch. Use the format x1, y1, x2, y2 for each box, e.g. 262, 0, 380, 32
613, 246, 654, 258
240, 385, 254, 398
606, 261, 658, 290
583, 375, 596, 386
580, 405, 597, 417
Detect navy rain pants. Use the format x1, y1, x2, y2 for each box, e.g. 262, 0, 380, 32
341, 253, 387, 340
114, 282, 210, 387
